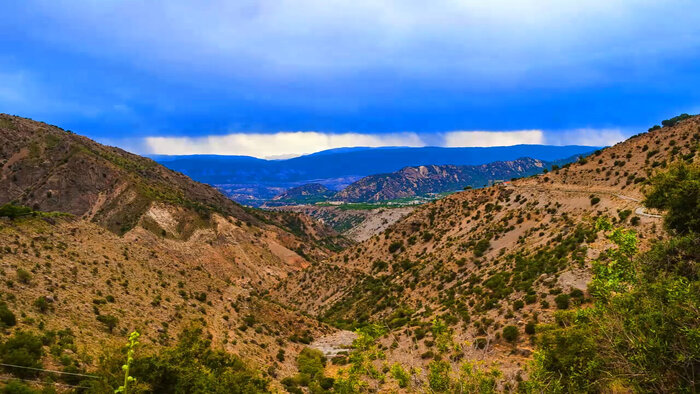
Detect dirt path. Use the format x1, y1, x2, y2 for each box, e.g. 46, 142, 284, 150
511, 184, 663, 219
310, 330, 357, 358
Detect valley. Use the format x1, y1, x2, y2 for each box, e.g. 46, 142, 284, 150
0, 113, 698, 392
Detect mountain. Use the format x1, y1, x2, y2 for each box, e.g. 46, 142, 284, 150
333, 157, 547, 202
0, 114, 349, 384
269, 183, 334, 205
154, 145, 599, 205
270, 115, 699, 386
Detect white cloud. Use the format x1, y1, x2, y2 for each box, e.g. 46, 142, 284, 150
140, 128, 623, 158
144, 131, 424, 158
545, 128, 627, 147
443, 130, 544, 147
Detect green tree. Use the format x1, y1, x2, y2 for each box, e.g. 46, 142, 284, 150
644, 162, 700, 234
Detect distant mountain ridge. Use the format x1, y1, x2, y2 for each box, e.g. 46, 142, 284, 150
267, 157, 550, 205
154, 145, 599, 205
334, 157, 547, 202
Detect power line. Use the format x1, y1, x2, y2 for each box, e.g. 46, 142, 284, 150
0, 363, 98, 378
0, 376, 92, 389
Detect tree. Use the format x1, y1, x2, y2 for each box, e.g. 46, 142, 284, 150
644, 162, 700, 234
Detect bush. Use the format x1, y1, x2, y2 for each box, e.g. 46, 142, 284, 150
427, 360, 451, 392
0, 380, 40, 394
525, 321, 536, 335
388, 241, 403, 253
473, 239, 491, 257
502, 325, 519, 343
96, 314, 119, 332
590, 196, 601, 206
644, 162, 700, 234
390, 363, 410, 388
0, 331, 43, 378
33, 297, 51, 313
129, 326, 269, 393
554, 294, 570, 310
297, 347, 325, 378
16, 269, 31, 285
0, 204, 33, 219
0, 302, 17, 327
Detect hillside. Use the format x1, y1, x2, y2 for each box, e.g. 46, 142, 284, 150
271, 115, 699, 386
268, 183, 334, 206
0, 114, 349, 388
333, 158, 547, 202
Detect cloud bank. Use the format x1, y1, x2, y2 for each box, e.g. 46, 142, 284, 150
141, 129, 625, 158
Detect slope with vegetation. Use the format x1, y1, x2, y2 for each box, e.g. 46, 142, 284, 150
270, 114, 699, 391
0, 114, 349, 392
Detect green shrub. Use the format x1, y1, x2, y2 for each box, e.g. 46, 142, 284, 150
390, 363, 410, 388
33, 297, 51, 313
644, 162, 700, 234
16, 269, 31, 285
502, 325, 519, 342
129, 326, 269, 393
96, 314, 119, 332
388, 241, 403, 253
473, 239, 491, 257
427, 360, 451, 392
554, 294, 570, 310
0, 204, 33, 219
0, 302, 17, 327
0, 331, 43, 378
590, 196, 601, 205
525, 321, 536, 335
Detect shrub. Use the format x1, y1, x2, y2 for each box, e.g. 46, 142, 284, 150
0, 302, 17, 327
502, 325, 519, 343
525, 321, 536, 335
428, 360, 451, 392
33, 297, 50, 313
129, 326, 269, 393
96, 314, 119, 332
554, 294, 570, 310
590, 196, 601, 206
473, 239, 491, 257
0, 204, 33, 219
0, 331, 43, 378
16, 269, 31, 285
644, 162, 700, 234
297, 347, 326, 378
388, 241, 403, 253
390, 363, 410, 388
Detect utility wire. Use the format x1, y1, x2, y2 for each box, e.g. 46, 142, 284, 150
0, 375, 92, 389
0, 363, 98, 378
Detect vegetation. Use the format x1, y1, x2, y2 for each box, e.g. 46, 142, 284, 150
645, 162, 700, 234
88, 326, 269, 393
525, 165, 700, 393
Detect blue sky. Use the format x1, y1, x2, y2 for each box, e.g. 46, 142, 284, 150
1, 1, 699, 158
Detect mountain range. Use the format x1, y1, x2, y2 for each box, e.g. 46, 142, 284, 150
153, 145, 599, 205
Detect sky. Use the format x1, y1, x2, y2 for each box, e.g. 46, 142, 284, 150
1, 1, 699, 158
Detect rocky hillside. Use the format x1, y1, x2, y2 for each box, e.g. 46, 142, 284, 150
271, 115, 699, 383
334, 158, 548, 202
0, 114, 349, 386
